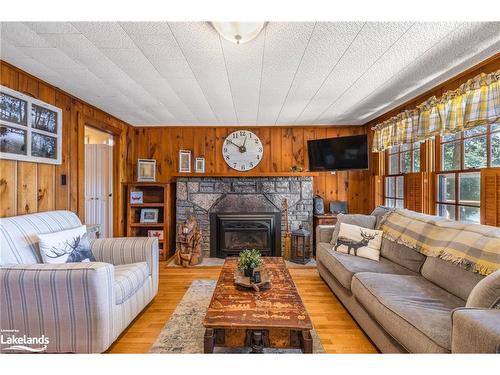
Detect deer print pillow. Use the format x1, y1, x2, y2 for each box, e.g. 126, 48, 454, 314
38, 225, 96, 264
333, 223, 383, 261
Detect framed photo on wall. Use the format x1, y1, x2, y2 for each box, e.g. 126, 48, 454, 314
179, 150, 191, 173
195, 157, 205, 173
140, 208, 159, 223
137, 159, 156, 182
0, 85, 62, 165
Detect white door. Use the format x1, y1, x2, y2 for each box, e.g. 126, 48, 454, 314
85, 143, 113, 237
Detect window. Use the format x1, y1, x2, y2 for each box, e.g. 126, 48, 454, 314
387, 142, 421, 175
437, 124, 500, 223
384, 142, 421, 208
384, 175, 404, 208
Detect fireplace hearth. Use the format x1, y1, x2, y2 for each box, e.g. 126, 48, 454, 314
210, 213, 281, 258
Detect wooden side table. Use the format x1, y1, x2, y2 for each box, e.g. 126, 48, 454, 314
313, 214, 338, 255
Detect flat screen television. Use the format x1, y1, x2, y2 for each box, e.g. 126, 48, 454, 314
307, 134, 368, 172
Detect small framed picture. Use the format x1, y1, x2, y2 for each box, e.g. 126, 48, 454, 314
148, 229, 164, 240
140, 208, 159, 223
179, 150, 191, 173
137, 159, 156, 182
195, 157, 205, 173
130, 191, 143, 204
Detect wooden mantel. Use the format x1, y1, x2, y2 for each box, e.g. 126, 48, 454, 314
171, 172, 319, 178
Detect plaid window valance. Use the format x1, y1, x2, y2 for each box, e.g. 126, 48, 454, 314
372, 69, 500, 152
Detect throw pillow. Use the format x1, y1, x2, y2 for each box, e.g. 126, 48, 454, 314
38, 225, 96, 264
330, 214, 376, 246
333, 222, 383, 261
466, 270, 500, 309
370, 206, 395, 229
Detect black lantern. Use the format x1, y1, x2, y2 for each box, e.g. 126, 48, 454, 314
291, 225, 311, 264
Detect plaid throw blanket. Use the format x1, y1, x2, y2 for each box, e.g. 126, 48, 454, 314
381, 209, 500, 276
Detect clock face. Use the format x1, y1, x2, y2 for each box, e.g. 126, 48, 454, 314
222, 130, 263, 171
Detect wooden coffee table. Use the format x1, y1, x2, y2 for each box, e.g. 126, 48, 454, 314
203, 257, 313, 353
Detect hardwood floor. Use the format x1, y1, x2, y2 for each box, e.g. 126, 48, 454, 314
107, 262, 377, 354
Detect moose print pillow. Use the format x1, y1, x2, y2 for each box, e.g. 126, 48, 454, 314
333, 223, 383, 261
38, 225, 96, 264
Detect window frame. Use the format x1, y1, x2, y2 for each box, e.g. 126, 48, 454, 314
435, 123, 499, 222
383, 142, 422, 208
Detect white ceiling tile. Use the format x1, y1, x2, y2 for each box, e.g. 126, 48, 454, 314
71, 22, 137, 49
25, 22, 79, 35
277, 22, 364, 123
317, 22, 461, 122
1, 21, 498, 126
257, 22, 316, 124
1, 22, 53, 48
295, 22, 414, 123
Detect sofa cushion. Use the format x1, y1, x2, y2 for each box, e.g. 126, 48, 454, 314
329, 214, 376, 245
317, 242, 417, 290
466, 270, 500, 308
421, 257, 484, 301
114, 262, 150, 305
352, 273, 465, 352
380, 238, 426, 273
370, 206, 393, 229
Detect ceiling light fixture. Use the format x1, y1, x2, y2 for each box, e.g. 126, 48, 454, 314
211, 22, 266, 44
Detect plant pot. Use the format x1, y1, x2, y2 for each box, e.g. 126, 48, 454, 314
244, 267, 254, 278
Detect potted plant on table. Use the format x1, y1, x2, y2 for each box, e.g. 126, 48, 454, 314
238, 249, 262, 278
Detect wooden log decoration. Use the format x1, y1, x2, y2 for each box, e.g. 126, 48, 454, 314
174, 216, 203, 267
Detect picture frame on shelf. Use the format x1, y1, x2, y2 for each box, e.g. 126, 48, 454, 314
130, 191, 143, 204
140, 208, 159, 223
179, 150, 191, 173
195, 157, 205, 173
137, 159, 156, 182
148, 229, 164, 240
0, 85, 62, 165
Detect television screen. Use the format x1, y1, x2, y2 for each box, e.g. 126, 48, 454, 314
307, 134, 368, 172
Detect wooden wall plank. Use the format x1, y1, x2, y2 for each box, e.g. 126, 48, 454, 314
37, 83, 57, 212
54, 92, 71, 210
0, 160, 17, 217
17, 162, 37, 215
270, 127, 282, 172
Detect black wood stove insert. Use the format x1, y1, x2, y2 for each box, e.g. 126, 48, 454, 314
210, 213, 281, 258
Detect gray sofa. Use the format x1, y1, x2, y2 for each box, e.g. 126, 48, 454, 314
316, 207, 500, 353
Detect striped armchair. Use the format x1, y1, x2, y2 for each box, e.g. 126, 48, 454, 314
0, 211, 159, 353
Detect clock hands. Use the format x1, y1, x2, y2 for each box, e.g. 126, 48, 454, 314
241, 136, 247, 153
226, 138, 247, 153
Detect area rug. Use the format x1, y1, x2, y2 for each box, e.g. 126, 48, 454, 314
149, 279, 324, 353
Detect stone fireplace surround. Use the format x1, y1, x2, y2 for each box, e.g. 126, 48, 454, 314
176, 176, 314, 258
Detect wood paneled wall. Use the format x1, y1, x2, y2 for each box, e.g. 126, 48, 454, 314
0, 61, 135, 235
132, 126, 371, 213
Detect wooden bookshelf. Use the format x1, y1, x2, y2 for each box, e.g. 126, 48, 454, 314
124, 182, 175, 260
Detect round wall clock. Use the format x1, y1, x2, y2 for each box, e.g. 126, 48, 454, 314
222, 130, 263, 171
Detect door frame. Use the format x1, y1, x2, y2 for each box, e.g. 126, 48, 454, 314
78, 114, 122, 236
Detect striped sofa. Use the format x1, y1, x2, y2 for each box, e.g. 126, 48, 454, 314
0, 210, 159, 353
